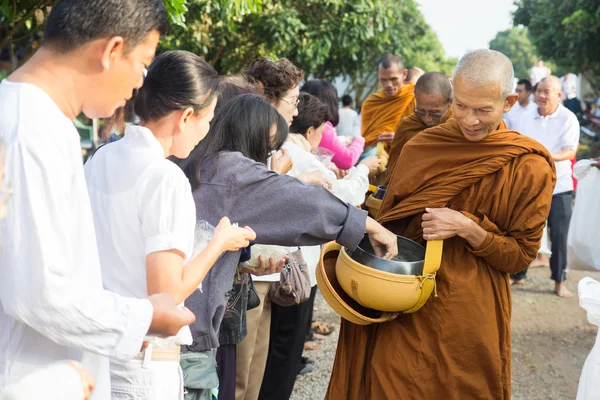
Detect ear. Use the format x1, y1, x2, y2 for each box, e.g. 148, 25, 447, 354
177, 107, 195, 135
100, 36, 125, 71
402, 69, 409, 81
305, 125, 315, 139
503, 93, 519, 113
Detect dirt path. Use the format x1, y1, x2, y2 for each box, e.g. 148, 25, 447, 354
292, 267, 600, 400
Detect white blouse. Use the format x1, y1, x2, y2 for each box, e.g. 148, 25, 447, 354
84, 125, 195, 345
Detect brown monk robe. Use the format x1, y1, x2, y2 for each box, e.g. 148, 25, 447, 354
361, 84, 415, 148
325, 49, 556, 400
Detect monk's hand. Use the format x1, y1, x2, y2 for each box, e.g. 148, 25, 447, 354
365, 217, 398, 260
377, 132, 395, 144
421, 207, 472, 241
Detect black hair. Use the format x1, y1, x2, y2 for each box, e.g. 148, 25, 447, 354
178, 94, 288, 189
134, 50, 219, 122
379, 54, 404, 70
290, 93, 329, 137
517, 79, 533, 92
44, 0, 167, 53
300, 79, 340, 126
214, 74, 264, 115
245, 57, 304, 103
342, 94, 353, 107
414, 72, 453, 104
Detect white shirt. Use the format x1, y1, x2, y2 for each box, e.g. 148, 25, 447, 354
84, 125, 194, 346
0, 81, 152, 400
337, 108, 361, 138
561, 74, 578, 99
504, 101, 537, 129
511, 104, 580, 194
0, 362, 84, 400
530, 65, 551, 86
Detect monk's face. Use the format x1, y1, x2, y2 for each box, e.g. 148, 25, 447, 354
379, 64, 407, 97
414, 91, 451, 127
452, 74, 517, 142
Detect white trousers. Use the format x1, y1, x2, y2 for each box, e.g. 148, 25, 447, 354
110, 359, 183, 400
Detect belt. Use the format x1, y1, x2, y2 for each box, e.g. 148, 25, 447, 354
135, 344, 181, 367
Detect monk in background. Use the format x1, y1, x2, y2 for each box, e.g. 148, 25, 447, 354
387, 71, 453, 176
326, 49, 556, 400
405, 66, 425, 85
360, 54, 416, 158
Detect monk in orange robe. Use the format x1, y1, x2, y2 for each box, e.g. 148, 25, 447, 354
326, 49, 556, 400
387, 72, 454, 176
360, 54, 416, 151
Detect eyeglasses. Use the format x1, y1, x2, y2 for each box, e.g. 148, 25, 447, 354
281, 97, 300, 109
414, 109, 446, 119
0, 184, 12, 207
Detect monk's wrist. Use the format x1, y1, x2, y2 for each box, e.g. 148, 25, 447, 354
459, 218, 487, 250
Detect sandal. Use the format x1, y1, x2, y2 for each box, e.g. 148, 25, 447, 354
311, 321, 335, 336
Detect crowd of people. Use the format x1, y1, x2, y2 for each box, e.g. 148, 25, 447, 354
1, 1, 600, 400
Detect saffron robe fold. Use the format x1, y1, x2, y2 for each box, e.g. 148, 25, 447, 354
325, 119, 556, 400
361, 85, 416, 147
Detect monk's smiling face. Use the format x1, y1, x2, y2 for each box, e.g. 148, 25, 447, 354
379, 64, 407, 97
414, 91, 451, 127
452, 74, 517, 142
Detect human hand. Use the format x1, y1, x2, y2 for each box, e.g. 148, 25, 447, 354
271, 149, 293, 174
238, 255, 287, 276
213, 217, 256, 252
298, 170, 333, 190
360, 156, 382, 174
421, 207, 471, 241
365, 217, 398, 260
68, 361, 96, 400
593, 157, 600, 169
377, 132, 395, 144
147, 293, 196, 337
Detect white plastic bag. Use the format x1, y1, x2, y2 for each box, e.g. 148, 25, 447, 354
568, 160, 600, 271
577, 278, 600, 400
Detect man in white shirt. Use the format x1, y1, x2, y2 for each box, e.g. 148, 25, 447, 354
561, 72, 578, 100
336, 94, 361, 138
505, 79, 537, 128
509, 76, 580, 298
0, 1, 195, 398
530, 60, 551, 86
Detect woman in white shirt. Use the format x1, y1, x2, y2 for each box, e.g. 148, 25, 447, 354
84, 51, 256, 399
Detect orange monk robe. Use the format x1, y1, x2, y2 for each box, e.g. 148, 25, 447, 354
387, 109, 453, 177
361, 84, 416, 148
325, 120, 556, 400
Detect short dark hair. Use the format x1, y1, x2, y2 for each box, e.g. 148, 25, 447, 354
414, 72, 453, 104
290, 93, 329, 137
245, 57, 304, 103
134, 51, 219, 122
215, 74, 265, 115
379, 54, 404, 70
300, 79, 340, 126
179, 94, 288, 188
517, 79, 533, 92
44, 0, 167, 53
342, 95, 353, 107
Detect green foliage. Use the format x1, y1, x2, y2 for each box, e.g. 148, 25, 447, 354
514, 0, 600, 94
489, 27, 537, 80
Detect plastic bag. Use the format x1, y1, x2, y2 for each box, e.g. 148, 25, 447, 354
312, 146, 335, 168
568, 160, 600, 271
576, 278, 600, 399
244, 244, 290, 268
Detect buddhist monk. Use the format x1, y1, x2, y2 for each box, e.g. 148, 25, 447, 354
405, 66, 425, 85
326, 49, 556, 400
360, 54, 416, 157
387, 72, 453, 176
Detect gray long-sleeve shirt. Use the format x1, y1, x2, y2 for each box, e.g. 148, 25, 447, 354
183, 151, 367, 351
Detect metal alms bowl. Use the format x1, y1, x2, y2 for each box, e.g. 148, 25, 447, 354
346, 234, 425, 276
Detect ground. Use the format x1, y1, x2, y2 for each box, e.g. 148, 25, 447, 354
291, 267, 600, 400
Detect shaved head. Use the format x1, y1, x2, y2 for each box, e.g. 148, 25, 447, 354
415, 72, 453, 104
405, 67, 425, 85
453, 49, 514, 98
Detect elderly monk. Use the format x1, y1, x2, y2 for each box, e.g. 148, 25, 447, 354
405, 66, 425, 85
360, 54, 416, 155
387, 72, 453, 176
325, 49, 556, 400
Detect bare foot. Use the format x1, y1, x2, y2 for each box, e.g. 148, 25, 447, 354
304, 341, 321, 351
312, 333, 326, 341
554, 282, 573, 299
530, 254, 550, 268
511, 278, 525, 286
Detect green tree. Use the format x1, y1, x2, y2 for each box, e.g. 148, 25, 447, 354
514, 0, 600, 95
489, 27, 537, 80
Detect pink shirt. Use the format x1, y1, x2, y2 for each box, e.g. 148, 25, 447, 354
319, 122, 365, 170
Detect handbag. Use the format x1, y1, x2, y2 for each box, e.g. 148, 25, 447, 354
268, 247, 312, 307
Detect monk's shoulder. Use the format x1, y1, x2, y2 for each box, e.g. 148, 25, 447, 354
512, 153, 554, 184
